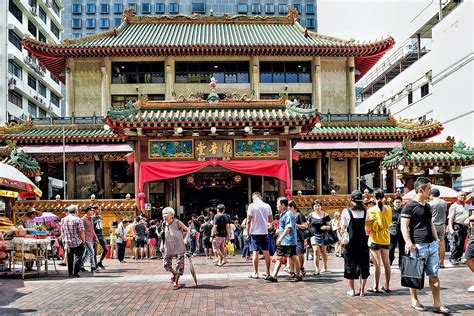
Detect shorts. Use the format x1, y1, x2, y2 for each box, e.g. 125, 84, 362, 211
212, 236, 225, 253
296, 241, 305, 255
203, 237, 212, 249
276, 245, 297, 257
435, 225, 445, 241
250, 234, 269, 252
465, 233, 474, 260
411, 241, 439, 277
147, 238, 157, 245
135, 239, 146, 248
310, 234, 324, 246
369, 242, 389, 250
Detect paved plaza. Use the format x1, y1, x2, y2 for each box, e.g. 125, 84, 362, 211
1, 252, 473, 315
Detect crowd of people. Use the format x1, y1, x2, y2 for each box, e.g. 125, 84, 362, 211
49, 176, 473, 311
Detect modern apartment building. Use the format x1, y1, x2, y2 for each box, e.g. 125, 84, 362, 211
61, 0, 318, 40
0, 0, 64, 123
356, 0, 473, 190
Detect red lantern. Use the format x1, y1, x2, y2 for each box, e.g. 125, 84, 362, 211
138, 192, 146, 200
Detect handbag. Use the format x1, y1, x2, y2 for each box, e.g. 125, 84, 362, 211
400, 249, 426, 290
339, 230, 350, 245
322, 230, 339, 245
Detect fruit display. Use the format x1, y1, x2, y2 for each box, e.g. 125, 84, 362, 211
0, 217, 15, 232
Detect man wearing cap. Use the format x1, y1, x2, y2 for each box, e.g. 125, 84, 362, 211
428, 188, 447, 268
447, 191, 470, 264
60, 205, 85, 277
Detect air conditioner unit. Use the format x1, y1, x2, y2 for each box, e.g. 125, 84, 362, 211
9, 78, 17, 85
24, 56, 33, 65
7, 23, 15, 30
31, 7, 38, 16
34, 95, 39, 101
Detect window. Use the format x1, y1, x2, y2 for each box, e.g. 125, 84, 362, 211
72, 19, 82, 29
251, 4, 261, 14
260, 62, 311, 83
86, 3, 96, 14
265, 3, 274, 14
306, 18, 315, 29
192, 3, 205, 13
237, 3, 247, 13
408, 91, 413, 104
112, 62, 165, 84
306, 3, 315, 14
169, 3, 178, 14
141, 3, 151, 13
39, 6, 47, 23
86, 18, 96, 29
72, 33, 82, 39
111, 95, 138, 110
28, 20, 37, 37
29, 0, 37, 7
114, 18, 122, 26
50, 92, 60, 107
261, 93, 312, 104
100, 3, 109, 14
9, 0, 22, 23
38, 31, 46, 42
38, 82, 47, 97
293, 4, 301, 14
8, 91, 22, 108
28, 101, 37, 117
175, 62, 249, 84
278, 4, 287, 14
155, 3, 165, 13
52, 0, 60, 15
72, 4, 82, 14
421, 83, 429, 97
51, 22, 60, 38
114, 3, 123, 14
38, 108, 47, 118
28, 73, 37, 90
8, 60, 22, 79
9, 31, 22, 51
100, 18, 110, 28
50, 73, 59, 84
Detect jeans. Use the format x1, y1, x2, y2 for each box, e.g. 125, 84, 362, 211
389, 231, 405, 266
242, 236, 250, 257
82, 241, 96, 269
94, 236, 108, 266
67, 243, 85, 276
450, 224, 468, 262
188, 237, 196, 253
117, 242, 126, 262
412, 241, 439, 276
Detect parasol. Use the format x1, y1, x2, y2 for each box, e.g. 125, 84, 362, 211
186, 253, 198, 286
33, 212, 59, 223
0, 162, 42, 197
402, 184, 459, 202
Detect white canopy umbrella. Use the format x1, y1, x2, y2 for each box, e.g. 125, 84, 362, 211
402, 184, 458, 202
0, 162, 42, 197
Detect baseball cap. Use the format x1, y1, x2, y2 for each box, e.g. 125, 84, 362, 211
350, 190, 363, 203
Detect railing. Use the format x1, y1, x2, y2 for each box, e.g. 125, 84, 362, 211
318, 112, 390, 123
31, 115, 106, 126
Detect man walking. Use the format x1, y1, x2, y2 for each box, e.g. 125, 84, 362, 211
211, 204, 231, 266
388, 196, 405, 266
401, 177, 449, 313
429, 188, 447, 268
92, 205, 108, 269
61, 205, 85, 278
266, 197, 301, 282
246, 192, 273, 279
115, 219, 131, 263
448, 191, 470, 265
81, 206, 98, 272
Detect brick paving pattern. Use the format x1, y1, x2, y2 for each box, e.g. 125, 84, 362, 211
0, 252, 473, 315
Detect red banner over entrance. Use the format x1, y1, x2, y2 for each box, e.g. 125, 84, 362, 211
139, 159, 290, 207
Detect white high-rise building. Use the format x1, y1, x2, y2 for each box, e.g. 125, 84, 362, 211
1, 0, 64, 124
356, 0, 473, 191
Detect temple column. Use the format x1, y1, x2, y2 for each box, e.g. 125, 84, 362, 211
65, 60, 75, 116
39, 163, 48, 199
134, 140, 141, 211
346, 57, 356, 113
315, 158, 322, 195
250, 56, 260, 99
348, 158, 357, 192
165, 57, 174, 100
103, 161, 112, 199
278, 180, 286, 198
66, 162, 75, 200
100, 66, 108, 115
312, 56, 322, 111
387, 169, 396, 193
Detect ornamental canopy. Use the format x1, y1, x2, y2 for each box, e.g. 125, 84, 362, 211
382, 137, 474, 172
22, 7, 394, 83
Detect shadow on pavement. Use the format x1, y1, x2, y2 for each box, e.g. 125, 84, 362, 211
191, 284, 229, 290
0, 307, 37, 314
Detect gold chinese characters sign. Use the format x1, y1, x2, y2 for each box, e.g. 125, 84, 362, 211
195, 140, 233, 161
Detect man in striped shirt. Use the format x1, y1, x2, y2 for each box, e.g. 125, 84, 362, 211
61, 205, 85, 277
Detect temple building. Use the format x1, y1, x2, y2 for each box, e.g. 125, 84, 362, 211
1, 8, 472, 222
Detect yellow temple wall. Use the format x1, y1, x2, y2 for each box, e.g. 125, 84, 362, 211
71, 60, 102, 116
320, 57, 350, 114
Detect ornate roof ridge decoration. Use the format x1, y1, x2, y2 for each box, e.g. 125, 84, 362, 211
2, 147, 40, 177
453, 140, 474, 155
285, 99, 317, 114
0, 120, 33, 134
403, 136, 456, 151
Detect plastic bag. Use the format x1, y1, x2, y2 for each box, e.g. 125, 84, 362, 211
226, 241, 234, 256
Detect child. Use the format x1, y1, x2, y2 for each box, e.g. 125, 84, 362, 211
187, 220, 197, 256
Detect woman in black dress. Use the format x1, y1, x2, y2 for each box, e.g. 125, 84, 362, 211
340, 190, 370, 297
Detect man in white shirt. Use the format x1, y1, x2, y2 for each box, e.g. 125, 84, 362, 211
448, 191, 470, 264
246, 192, 273, 279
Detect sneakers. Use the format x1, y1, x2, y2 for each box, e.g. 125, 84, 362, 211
265, 276, 278, 282
292, 276, 303, 282
98, 262, 106, 270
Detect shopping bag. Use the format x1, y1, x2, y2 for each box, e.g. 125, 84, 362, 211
226, 241, 234, 256
400, 249, 425, 290
58, 246, 64, 257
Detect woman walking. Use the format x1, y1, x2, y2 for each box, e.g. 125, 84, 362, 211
308, 200, 331, 275
341, 190, 370, 297
365, 188, 392, 293
331, 211, 343, 257
160, 207, 190, 290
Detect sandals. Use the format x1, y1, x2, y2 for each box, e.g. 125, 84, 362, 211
411, 302, 426, 311
366, 287, 384, 294
300, 267, 306, 276
381, 287, 392, 293
172, 284, 180, 290
248, 275, 259, 279
346, 290, 357, 297
433, 306, 450, 314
